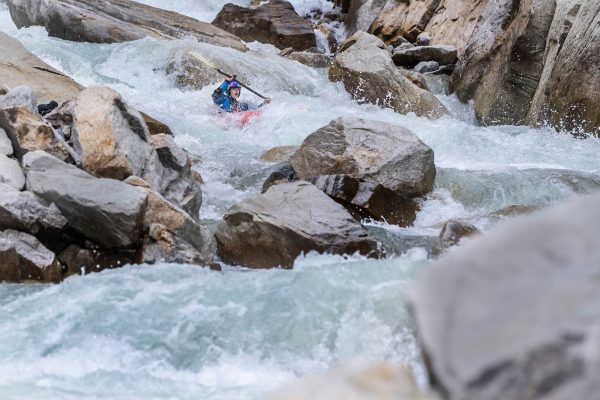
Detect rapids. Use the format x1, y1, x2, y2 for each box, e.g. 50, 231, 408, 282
1, 1, 600, 398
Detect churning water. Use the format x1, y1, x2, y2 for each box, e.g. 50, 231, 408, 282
1, 1, 600, 398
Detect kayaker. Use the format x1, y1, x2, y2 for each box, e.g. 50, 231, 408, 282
212, 76, 271, 113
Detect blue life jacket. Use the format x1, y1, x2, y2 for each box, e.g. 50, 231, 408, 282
212, 81, 250, 112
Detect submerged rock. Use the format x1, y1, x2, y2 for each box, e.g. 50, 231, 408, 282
212, 0, 316, 51
329, 31, 446, 118
289, 117, 435, 225
215, 181, 381, 268
412, 191, 600, 400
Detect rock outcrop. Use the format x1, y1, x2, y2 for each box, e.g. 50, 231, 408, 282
215, 181, 381, 268
412, 191, 600, 399
289, 117, 435, 225
329, 31, 446, 118
212, 0, 316, 51
5, 0, 246, 51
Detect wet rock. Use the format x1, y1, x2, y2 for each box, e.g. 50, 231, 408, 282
215, 181, 381, 269
262, 162, 297, 193
285, 51, 332, 68
0, 153, 25, 190
329, 31, 446, 118
416, 31, 430, 46
412, 191, 600, 400
23, 151, 147, 249
212, 0, 316, 51
58, 243, 135, 276
414, 61, 439, 74
392, 45, 457, 68
268, 362, 432, 400
438, 219, 480, 250
0, 229, 62, 283
259, 145, 300, 163
0, 127, 12, 155
289, 117, 435, 225
5, 0, 246, 51
0, 86, 75, 163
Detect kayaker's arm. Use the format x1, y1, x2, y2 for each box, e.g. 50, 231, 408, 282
258, 97, 272, 108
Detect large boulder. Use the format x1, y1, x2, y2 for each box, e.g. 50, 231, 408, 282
215, 181, 381, 268
329, 31, 447, 118
23, 151, 148, 249
212, 0, 316, 51
412, 191, 600, 400
0, 229, 62, 283
289, 117, 435, 225
5, 0, 246, 51
0, 153, 25, 190
392, 45, 458, 68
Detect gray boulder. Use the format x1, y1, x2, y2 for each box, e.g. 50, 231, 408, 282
412, 191, 600, 400
329, 31, 446, 118
0, 229, 62, 283
0, 127, 12, 155
215, 181, 381, 268
289, 117, 435, 225
437, 219, 479, 252
23, 151, 147, 249
0, 153, 25, 190
416, 31, 431, 46
392, 45, 458, 68
262, 162, 297, 193
414, 61, 439, 74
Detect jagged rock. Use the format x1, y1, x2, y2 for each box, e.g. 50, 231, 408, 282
259, 145, 300, 163
285, 51, 332, 68
0, 154, 25, 190
0, 182, 67, 237
414, 61, 439, 74
262, 162, 297, 193
412, 191, 600, 400
438, 219, 479, 250
23, 151, 147, 249
0, 127, 12, 155
5, 0, 246, 51
215, 181, 381, 268
0, 86, 76, 163
0, 229, 62, 283
212, 0, 316, 51
345, 0, 387, 37
392, 45, 457, 68
329, 31, 446, 118
289, 117, 435, 225
268, 362, 432, 400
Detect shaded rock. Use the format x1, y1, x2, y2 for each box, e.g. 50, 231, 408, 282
0, 86, 76, 163
215, 181, 381, 269
414, 61, 439, 74
398, 68, 429, 91
141, 112, 173, 136
392, 45, 458, 68
259, 145, 300, 163
289, 117, 435, 225
285, 51, 332, 68
58, 244, 135, 276
329, 31, 446, 118
262, 162, 297, 193
23, 151, 147, 249
438, 219, 479, 250
0, 182, 67, 237
0, 127, 12, 155
412, 191, 600, 400
0, 229, 62, 283
416, 31, 430, 46
212, 0, 316, 51
268, 362, 432, 400
0, 153, 25, 190
5, 0, 246, 51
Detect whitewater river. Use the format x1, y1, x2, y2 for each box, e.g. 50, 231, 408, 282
1, 1, 600, 399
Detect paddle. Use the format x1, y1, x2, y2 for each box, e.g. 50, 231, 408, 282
188, 51, 268, 100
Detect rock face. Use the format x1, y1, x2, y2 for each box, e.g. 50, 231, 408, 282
5, 0, 246, 51
212, 0, 316, 51
329, 31, 446, 118
289, 117, 435, 225
215, 181, 381, 268
0, 229, 62, 283
392, 45, 457, 68
412, 191, 600, 400
23, 151, 148, 249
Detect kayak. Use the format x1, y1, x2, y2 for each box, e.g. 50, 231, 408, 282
223, 109, 262, 127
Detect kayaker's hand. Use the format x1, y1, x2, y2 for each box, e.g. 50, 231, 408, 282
263, 98, 271, 105
226, 74, 237, 81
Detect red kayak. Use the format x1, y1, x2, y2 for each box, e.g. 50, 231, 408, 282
238, 109, 262, 125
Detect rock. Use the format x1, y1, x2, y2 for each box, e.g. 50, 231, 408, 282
438, 219, 479, 250
395, 42, 415, 51
0, 229, 62, 283
329, 31, 447, 118
141, 112, 173, 136
392, 45, 458, 68
345, 0, 387, 37
23, 151, 148, 249
285, 52, 332, 68
289, 117, 435, 225
215, 181, 381, 268
212, 1, 316, 51
0, 127, 12, 155
259, 145, 300, 163
0, 181, 67, 238
397, 68, 429, 91
268, 362, 432, 400
262, 162, 297, 193
5, 0, 246, 51
412, 191, 600, 400
0, 153, 25, 190
164, 53, 225, 91
58, 243, 135, 276
414, 61, 439, 74
0, 86, 76, 163
416, 31, 430, 46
